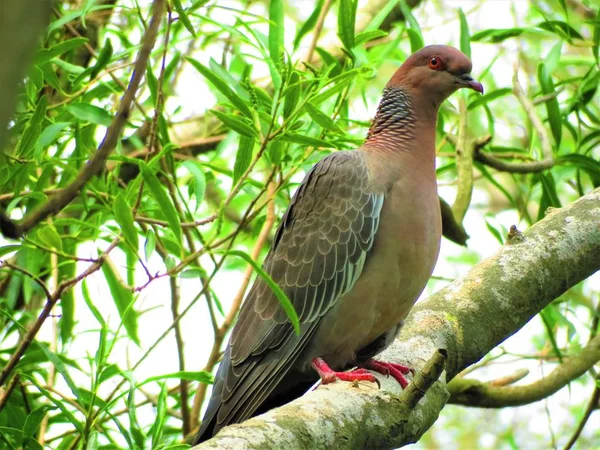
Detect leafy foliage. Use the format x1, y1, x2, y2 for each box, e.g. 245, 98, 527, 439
0, 0, 598, 448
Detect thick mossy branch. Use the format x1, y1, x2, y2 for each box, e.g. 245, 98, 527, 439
195, 189, 600, 449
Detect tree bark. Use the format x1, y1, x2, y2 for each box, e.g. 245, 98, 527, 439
194, 189, 600, 449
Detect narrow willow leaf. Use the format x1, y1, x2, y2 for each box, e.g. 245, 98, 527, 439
471, 28, 525, 43
24, 376, 84, 432
35, 38, 88, 64
173, 0, 196, 37
536, 20, 583, 41
537, 63, 562, 148
145, 229, 156, 262
283, 71, 300, 118
211, 110, 257, 137
224, 250, 300, 334
17, 96, 47, 158
90, 38, 113, 80
293, 0, 324, 50
59, 240, 76, 343
68, 103, 113, 126
82, 279, 105, 326
354, 30, 387, 47
23, 406, 56, 440
151, 383, 168, 446
141, 164, 182, 246
181, 160, 206, 209
138, 371, 214, 386
458, 8, 471, 58
39, 122, 70, 147
37, 225, 62, 251
101, 258, 140, 345
114, 193, 138, 252
338, 0, 358, 50
406, 28, 424, 52
467, 88, 512, 110
594, 8, 600, 64
400, 0, 424, 51
146, 66, 158, 106
282, 133, 334, 149
268, 0, 284, 67
305, 102, 343, 132
186, 57, 253, 118
233, 136, 255, 184
39, 343, 81, 400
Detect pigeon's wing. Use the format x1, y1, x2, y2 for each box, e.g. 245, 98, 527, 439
195, 150, 385, 441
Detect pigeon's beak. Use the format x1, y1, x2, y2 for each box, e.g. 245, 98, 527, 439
458, 73, 484, 94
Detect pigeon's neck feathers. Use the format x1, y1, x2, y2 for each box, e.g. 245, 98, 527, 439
365, 86, 438, 157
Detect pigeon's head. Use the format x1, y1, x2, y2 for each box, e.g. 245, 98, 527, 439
388, 45, 483, 106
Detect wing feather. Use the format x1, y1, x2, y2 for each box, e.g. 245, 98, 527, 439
208, 150, 385, 435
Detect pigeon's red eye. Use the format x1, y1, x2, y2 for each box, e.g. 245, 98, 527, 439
428, 57, 441, 70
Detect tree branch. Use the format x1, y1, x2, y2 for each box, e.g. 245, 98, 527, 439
194, 188, 600, 449
1, 0, 166, 239
447, 333, 600, 407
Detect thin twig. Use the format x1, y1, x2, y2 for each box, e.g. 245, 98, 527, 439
305, 0, 334, 64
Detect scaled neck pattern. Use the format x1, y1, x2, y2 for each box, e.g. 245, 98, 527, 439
366, 86, 415, 147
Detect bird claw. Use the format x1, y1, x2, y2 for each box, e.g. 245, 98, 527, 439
311, 357, 377, 384
364, 359, 412, 389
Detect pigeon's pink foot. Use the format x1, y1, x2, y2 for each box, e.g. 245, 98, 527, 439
311, 357, 377, 384
364, 359, 412, 388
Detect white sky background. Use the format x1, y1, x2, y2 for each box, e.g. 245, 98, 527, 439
10, 0, 597, 447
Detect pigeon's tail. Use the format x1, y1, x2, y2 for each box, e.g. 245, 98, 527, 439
192, 346, 316, 445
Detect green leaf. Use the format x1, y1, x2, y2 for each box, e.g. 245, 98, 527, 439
471, 28, 525, 43
17, 96, 46, 158
305, 102, 343, 132
269, 0, 284, 67
283, 71, 301, 118
354, 30, 388, 46
173, 0, 197, 37
338, 0, 358, 50
186, 57, 253, 118
406, 28, 424, 53
233, 136, 255, 185
467, 88, 512, 110
114, 194, 138, 252
39, 122, 70, 147
59, 241, 76, 343
82, 279, 105, 326
145, 229, 156, 262
67, 103, 113, 126
146, 66, 158, 106
101, 258, 140, 345
37, 224, 62, 250
536, 20, 583, 41
23, 406, 55, 441
224, 249, 300, 334
282, 133, 334, 149
138, 370, 214, 387
594, 8, 600, 64
211, 110, 257, 137
141, 164, 182, 246
182, 160, 206, 209
38, 344, 81, 400
537, 63, 562, 148
90, 38, 113, 80
400, 0, 424, 51
293, 0, 324, 50
35, 38, 88, 64
458, 8, 471, 59
151, 383, 168, 446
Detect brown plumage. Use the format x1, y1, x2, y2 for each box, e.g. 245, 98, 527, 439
193, 45, 482, 444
